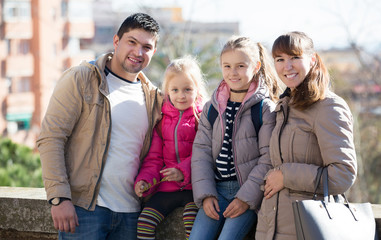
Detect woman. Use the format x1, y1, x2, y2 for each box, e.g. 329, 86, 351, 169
255, 31, 357, 240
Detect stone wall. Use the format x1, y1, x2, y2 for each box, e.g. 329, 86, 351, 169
0, 187, 380, 239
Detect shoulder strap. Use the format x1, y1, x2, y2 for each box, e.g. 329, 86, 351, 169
251, 99, 264, 138
207, 104, 218, 128
207, 100, 263, 137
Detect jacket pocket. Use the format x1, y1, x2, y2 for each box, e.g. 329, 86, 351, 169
77, 92, 105, 134
289, 128, 312, 163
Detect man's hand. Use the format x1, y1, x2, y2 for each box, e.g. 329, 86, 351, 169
202, 197, 220, 220
51, 200, 79, 233
223, 198, 249, 218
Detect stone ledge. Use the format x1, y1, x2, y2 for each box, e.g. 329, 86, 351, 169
0, 187, 190, 240
0, 187, 380, 239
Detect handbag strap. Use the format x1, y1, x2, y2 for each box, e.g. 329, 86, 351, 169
312, 167, 324, 200
322, 167, 329, 203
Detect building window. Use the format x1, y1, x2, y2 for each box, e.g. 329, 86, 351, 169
18, 40, 30, 54
61, 1, 68, 19
3, 0, 31, 22
16, 77, 31, 92
6, 112, 32, 132
6, 77, 12, 93
6, 39, 11, 54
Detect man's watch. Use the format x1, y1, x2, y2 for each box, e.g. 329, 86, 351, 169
50, 197, 70, 206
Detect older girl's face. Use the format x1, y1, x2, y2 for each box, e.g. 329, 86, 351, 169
273, 52, 315, 89
221, 49, 259, 91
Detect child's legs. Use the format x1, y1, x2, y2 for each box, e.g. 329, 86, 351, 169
183, 202, 198, 239
138, 191, 195, 239
218, 209, 257, 240
188, 207, 225, 240
189, 181, 236, 240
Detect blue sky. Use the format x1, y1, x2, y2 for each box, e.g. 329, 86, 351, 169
112, 0, 381, 51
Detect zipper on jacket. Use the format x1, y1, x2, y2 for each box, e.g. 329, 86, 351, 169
231, 105, 244, 186
278, 105, 289, 163
174, 110, 183, 163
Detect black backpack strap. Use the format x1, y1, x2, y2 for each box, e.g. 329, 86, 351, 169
208, 100, 263, 137
207, 104, 218, 128
251, 99, 264, 138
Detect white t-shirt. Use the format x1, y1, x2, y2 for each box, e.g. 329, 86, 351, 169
97, 68, 148, 212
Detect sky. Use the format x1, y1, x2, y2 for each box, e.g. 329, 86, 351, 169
112, 0, 381, 51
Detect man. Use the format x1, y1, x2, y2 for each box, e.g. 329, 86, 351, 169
37, 13, 163, 239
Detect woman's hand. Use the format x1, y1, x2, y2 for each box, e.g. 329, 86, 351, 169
223, 198, 249, 218
134, 180, 149, 197
202, 196, 220, 220
160, 168, 184, 182
264, 169, 285, 199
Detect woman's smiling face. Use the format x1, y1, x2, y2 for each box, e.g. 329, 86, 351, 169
273, 52, 315, 89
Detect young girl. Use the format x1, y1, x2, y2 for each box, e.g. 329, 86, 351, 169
134, 56, 207, 240
255, 31, 357, 239
189, 36, 280, 240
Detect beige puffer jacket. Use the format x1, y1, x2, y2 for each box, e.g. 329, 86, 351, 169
191, 79, 276, 210
256, 89, 357, 240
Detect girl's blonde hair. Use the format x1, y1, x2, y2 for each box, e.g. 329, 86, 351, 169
220, 36, 280, 101
272, 31, 330, 110
162, 56, 207, 117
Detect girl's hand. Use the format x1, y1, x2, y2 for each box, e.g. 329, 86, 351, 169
203, 197, 220, 220
264, 169, 285, 199
135, 180, 149, 197
160, 168, 184, 182
223, 198, 249, 218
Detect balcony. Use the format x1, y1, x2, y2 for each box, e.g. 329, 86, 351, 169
63, 21, 94, 39
6, 92, 34, 114
63, 50, 95, 69
5, 53, 34, 77
4, 21, 33, 39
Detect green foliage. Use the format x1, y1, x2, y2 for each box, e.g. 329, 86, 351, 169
357, 116, 381, 203
0, 137, 43, 187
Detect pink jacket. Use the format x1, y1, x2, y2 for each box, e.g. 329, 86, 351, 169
135, 100, 202, 197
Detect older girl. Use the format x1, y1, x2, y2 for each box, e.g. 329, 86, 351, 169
190, 36, 280, 240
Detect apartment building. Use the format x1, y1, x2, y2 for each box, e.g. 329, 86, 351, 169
0, 0, 95, 147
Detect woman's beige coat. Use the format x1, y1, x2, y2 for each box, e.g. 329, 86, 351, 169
256, 90, 357, 240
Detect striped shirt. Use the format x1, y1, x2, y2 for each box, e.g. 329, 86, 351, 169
215, 100, 241, 181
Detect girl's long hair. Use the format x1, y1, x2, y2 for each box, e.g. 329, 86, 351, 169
272, 31, 330, 109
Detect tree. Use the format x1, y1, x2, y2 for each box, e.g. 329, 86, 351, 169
0, 137, 43, 187
323, 0, 381, 203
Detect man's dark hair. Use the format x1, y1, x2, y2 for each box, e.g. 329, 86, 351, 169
117, 13, 160, 44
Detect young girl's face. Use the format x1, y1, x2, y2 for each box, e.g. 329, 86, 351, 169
167, 72, 197, 111
221, 49, 258, 91
273, 52, 315, 89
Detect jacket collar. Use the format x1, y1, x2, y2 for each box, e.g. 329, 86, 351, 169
162, 97, 203, 118
212, 77, 268, 114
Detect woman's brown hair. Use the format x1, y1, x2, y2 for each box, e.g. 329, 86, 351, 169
272, 31, 330, 109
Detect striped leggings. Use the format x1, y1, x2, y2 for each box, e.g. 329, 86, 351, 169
137, 191, 198, 240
